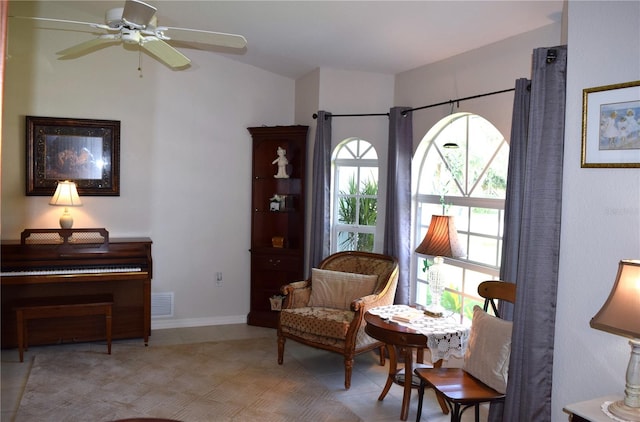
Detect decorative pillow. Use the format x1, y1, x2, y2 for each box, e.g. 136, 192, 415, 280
307, 268, 378, 310
463, 305, 513, 394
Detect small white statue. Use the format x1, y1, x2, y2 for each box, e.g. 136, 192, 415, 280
272, 146, 290, 178
269, 194, 283, 211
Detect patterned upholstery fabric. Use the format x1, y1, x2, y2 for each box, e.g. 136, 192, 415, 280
277, 251, 399, 389
280, 307, 354, 340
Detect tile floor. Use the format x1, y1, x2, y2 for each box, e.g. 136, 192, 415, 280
1, 323, 485, 421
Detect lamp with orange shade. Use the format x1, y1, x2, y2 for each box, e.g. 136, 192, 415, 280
415, 215, 465, 314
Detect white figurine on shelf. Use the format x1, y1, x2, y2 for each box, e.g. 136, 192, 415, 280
269, 194, 283, 211
272, 146, 290, 178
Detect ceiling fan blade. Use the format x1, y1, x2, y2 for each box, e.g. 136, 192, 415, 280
10, 16, 112, 32
162, 27, 247, 49
57, 35, 121, 58
140, 37, 190, 68
122, 0, 157, 28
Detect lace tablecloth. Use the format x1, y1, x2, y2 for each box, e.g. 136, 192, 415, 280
368, 304, 470, 363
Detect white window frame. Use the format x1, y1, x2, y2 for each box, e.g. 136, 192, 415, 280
331, 138, 379, 253
411, 113, 508, 323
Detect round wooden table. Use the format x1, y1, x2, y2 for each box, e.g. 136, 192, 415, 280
364, 311, 450, 421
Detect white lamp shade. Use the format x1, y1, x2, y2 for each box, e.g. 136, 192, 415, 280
49, 181, 82, 207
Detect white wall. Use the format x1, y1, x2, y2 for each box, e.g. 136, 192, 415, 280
395, 23, 561, 149
295, 69, 321, 273
318, 68, 394, 151
2, 2, 295, 327
553, 1, 640, 421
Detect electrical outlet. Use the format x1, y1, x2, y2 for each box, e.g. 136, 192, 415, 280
215, 272, 223, 286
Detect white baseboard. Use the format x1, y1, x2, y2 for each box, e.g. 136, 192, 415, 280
151, 314, 247, 330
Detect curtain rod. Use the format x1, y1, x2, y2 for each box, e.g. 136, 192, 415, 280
311, 86, 516, 120
401, 87, 515, 116
312, 112, 389, 120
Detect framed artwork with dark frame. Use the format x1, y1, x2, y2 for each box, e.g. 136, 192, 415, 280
581, 80, 640, 168
26, 116, 120, 195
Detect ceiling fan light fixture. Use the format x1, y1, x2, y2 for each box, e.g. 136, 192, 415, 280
121, 29, 142, 44
122, 0, 157, 28
147, 15, 158, 29
106, 8, 124, 28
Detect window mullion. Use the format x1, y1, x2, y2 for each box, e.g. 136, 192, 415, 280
464, 115, 470, 195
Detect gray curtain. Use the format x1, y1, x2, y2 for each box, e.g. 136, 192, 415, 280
383, 107, 413, 304
309, 111, 332, 270
497, 46, 567, 422
497, 77, 531, 321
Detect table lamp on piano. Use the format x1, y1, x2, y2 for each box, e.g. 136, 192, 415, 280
49, 180, 82, 229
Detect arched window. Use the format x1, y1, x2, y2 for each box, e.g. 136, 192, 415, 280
331, 138, 379, 253
412, 113, 509, 323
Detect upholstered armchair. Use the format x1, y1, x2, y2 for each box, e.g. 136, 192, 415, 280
277, 251, 399, 389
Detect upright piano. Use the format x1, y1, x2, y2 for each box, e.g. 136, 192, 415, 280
1, 228, 152, 349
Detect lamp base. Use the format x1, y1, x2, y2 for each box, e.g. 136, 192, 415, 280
424, 304, 445, 317
609, 339, 640, 421
59, 208, 73, 229
607, 400, 640, 421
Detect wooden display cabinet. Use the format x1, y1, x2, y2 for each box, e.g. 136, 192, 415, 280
247, 125, 308, 328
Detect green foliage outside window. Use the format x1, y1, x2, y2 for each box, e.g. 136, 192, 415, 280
440, 291, 484, 321
338, 176, 378, 251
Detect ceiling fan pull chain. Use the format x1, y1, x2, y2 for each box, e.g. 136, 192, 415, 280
138, 49, 143, 78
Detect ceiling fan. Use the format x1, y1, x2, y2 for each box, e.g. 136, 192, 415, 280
11, 0, 247, 69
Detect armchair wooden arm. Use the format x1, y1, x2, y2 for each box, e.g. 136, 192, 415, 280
352, 275, 397, 313
280, 280, 311, 309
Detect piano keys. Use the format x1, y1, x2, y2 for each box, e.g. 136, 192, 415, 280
1, 228, 152, 349
1, 266, 143, 277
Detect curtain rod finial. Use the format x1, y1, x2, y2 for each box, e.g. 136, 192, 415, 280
312, 113, 318, 119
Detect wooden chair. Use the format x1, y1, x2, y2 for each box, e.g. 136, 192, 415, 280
414, 280, 516, 422
277, 251, 399, 389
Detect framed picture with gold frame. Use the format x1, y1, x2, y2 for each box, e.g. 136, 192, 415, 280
581, 80, 640, 168
26, 116, 120, 196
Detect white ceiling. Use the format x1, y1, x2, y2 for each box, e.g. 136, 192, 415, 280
10, 1, 565, 79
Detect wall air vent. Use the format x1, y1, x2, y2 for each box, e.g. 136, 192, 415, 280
151, 292, 174, 317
